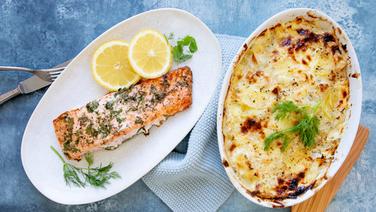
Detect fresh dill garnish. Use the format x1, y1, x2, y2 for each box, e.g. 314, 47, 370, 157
289, 114, 320, 148
264, 101, 320, 151
264, 131, 289, 151
171, 35, 198, 63
51, 146, 120, 188
85, 152, 94, 166
272, 101, 302, 120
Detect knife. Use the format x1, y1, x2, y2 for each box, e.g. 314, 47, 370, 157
0, 60, 71, 105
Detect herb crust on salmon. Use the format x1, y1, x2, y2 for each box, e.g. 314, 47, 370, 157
53, 67, 192, 160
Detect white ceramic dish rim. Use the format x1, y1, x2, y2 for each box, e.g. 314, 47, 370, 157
217, 8, 362, 208
21, 8, 222, 205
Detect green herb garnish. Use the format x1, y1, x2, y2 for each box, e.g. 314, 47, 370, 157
98, 122, 112, 138
164, 32, 175, 43
110, 109, 122, 119
134, 116, 144, 125
51, 146, 120, 188
272, 101, 302, 120
264, 101, 320, 151
86, 101, 99, 113
105, 101, 114, 110
85, 123, 99, 138
85, 152, 94, 166
78, 116, 89, 125
116, 117, 124, 124
171, 35, 198, 63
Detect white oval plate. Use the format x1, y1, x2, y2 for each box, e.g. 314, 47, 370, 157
217, 8, 362, 208
21, 8, 221, 205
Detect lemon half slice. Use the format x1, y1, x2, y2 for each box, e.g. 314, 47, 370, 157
91, 40, 140, 91
128, 30, 172, 79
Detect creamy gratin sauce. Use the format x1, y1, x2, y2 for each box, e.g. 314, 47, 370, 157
222, 17, 350, 201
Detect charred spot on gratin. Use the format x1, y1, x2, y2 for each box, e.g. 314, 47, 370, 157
222, 16, 350, 202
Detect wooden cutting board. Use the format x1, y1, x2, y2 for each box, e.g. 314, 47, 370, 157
291, 125, 369, 212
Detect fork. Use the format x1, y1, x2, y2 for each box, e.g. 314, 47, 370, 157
0, 66, 65, 82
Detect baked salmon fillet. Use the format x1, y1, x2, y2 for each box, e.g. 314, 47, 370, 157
53, 67, 192, 160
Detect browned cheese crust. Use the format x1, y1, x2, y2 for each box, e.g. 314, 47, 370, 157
222, 16, 350, 202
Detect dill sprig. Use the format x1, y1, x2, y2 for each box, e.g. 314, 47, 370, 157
264, 101, 320, 151
289, 114, 320, 148
51, 146, 120, 188
273, 101, 302, 120
264, 131, 290, 151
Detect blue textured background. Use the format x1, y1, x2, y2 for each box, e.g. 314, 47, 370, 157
0, 0, 375, 211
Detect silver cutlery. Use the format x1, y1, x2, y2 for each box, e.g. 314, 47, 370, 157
0, 66, 65, 82
0, 60, 71, 105
0, 76, 51, 105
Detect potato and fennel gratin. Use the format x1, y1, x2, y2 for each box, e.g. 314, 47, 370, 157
222, 17, 350, 202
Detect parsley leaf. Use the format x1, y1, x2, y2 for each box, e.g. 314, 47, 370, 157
171, 35, 198, 63
264, 101, 320, 151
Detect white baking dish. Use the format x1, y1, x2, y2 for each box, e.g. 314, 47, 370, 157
217, 8, 362, 208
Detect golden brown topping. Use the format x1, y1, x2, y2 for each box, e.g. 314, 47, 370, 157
240, 117, 262, 133
323, 33, 335, 43
272, 86, 281, 96
351, 73, 360, 78
259, 29, 267, 37
331, 45, 341, 54
243, 43, 248, 50
342, 90, 348, 98
252, 54, 258, 64
281, 37, 292, 47
319, 83, 329, 92
270, 23, 282, 31
229, 143, 236, 152
222, 16, 350, 202
247, 70, 264, 84
246, 161, 253, 170
329, 70, 337, 81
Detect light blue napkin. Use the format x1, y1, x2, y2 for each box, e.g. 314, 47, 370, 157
142, 34, 246, 212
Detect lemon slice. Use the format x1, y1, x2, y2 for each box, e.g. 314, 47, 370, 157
128, 30, 172, 78
91, 40, 141, 91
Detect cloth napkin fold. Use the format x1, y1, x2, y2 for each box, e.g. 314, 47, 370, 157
142, 34, 246, 212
